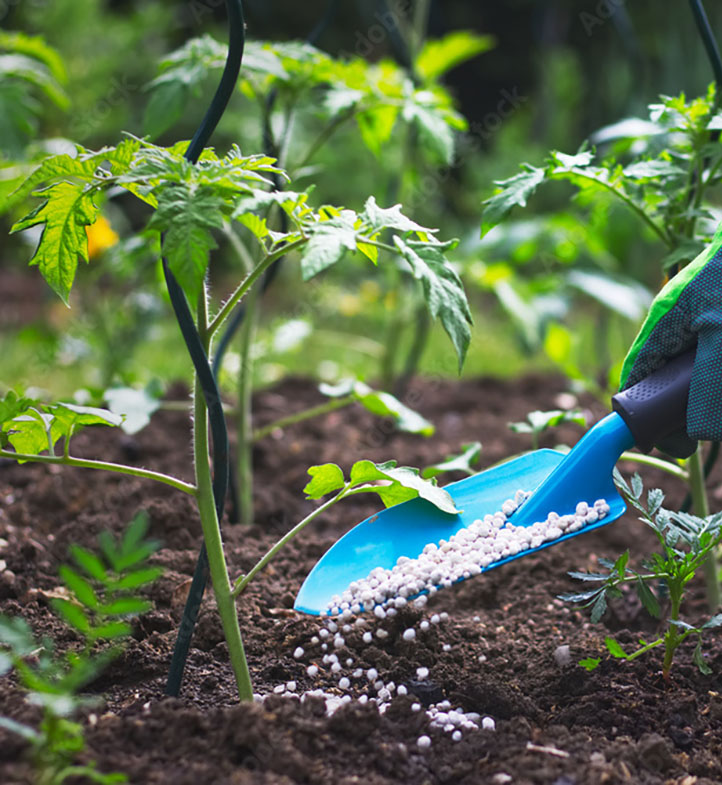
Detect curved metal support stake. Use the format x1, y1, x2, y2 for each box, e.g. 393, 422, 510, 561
165, 0, 245, 698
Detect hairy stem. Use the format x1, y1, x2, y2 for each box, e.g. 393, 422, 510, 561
0, 450, 197, 495
194, 288, 253, 701
236, 285, 259, 525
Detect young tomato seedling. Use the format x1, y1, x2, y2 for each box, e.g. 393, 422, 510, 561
562, 472, 722, 680
0, 512, 161, 785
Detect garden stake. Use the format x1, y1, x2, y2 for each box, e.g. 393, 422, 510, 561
164, 0, 246, 698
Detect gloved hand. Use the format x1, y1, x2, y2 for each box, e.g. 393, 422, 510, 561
619, 228, 722, 458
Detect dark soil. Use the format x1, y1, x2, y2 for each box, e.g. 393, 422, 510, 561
1, 374, 721, 785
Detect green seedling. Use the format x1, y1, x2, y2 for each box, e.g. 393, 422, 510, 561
560, 473, 722, 681
422, 442, 482, 479
508, 408, 586, 451
2, 120, 471, 702
0, 512, 161, 785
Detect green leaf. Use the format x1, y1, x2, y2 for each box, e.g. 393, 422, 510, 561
91, 621, 132, 641
12, 181, 99, 304
631, 474, 643, 500
393, 236, 471, 370
5, 408, 58, 457
59, 566, 99, 609
481, 165, 546, 236
622, 159, 686, 179
149, 184, 225, 303
353, 382, 434, 436
99, 598, 151, 617
51, 598, 91, 634
614, 551, 629, 579
110, 567, 163, 592
578, 657, 601, 672
566, 571, 609, 582
360, 196, 429, 234
558, 589, 602, 603
55, 403, 123, 429
604, 637, 628, 659
349, 459, 459, 515
693, 638, 711, 675
403, 99, 455, 164
416, 31, 494, 81
304, 463, 346, 499
300, 212, 358, 280
357, 105, 400, 157
702, 613, 722, 629
70, 545, 108, 582
422, 442, 482, 479
635, 577, 661, 618
590, 591, 607, 623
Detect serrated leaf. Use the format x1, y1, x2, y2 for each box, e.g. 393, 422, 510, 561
614, 551, 629, 578
393, 236, 471, 371
238, 213, 268, 241
481, 165, 546, 236
59, 566, 99, 609
416, 31, 494, 81
636, 577, 661, 618
349, 459, 459, 514
422, 442, 482, 479
304, 463, 346, 499
631, 473, 643, 500
566, 571, 609, 582
300, 213, 357, 280
353, 382, 434, 436
361, 196, 430, 234
558, 589, 602, 603
647, 488, 665, 518
604, 637, 627, 659
149, 184, 225, 302
623, 159, 685, 179
403, 99, 455, 164
12, 181, 99, 303
578, 657, 601, 671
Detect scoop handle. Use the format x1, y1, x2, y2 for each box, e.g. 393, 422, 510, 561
611, 348, 695, 453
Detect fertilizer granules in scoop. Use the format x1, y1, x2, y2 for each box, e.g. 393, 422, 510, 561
324, 492, 610, 616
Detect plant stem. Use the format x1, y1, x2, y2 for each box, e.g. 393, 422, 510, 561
688, 444, 721, 610
252, 395, 355, 442
236, 284, 259, 525
0, 449, 197, 495
296, 109, 356, 171
208, 239, 306, 337
232, 486, 349, 597
194, 288, 253, 701
618, 451, 689, 481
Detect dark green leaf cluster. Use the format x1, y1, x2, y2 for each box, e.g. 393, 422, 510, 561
10, 140, 471, 366
0, 513, 159, 783
561, 472, 722, 677
304, 458, 459, 515
0, 391, 122, 460
143, 34, 480, 165
481, 85, 722, 268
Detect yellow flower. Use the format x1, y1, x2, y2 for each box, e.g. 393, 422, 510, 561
86, 216, 119, 258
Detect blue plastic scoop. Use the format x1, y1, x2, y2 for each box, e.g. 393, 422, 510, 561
295, 351, 695, 615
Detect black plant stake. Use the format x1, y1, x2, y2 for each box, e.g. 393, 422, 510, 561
164, 0, 245, 698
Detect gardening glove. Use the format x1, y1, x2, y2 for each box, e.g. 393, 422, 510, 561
619, 226, 722, 458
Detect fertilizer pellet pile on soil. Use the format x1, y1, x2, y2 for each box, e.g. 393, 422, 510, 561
265, 492, 610, 750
